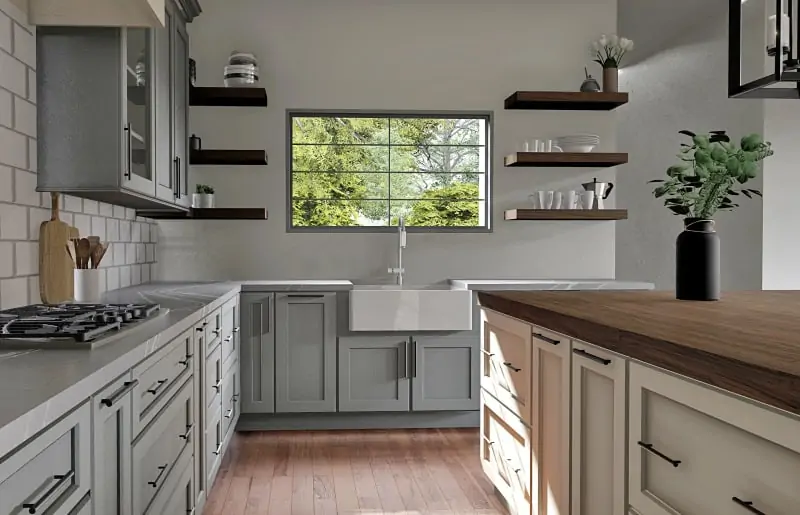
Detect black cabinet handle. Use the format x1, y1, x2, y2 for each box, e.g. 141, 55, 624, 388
176, 156, 182, 198
503, 362, 522, 373
100, 379, 139, 407
179, 354, 193, 367
173, 157, 180, 199
212, 380, 221, 392
223, 336, 232, 343
147, 464, 169, 488
213, 443, 223, 456
637, 441, 681, 467
533, 332, 560, 345
286, 294, 324, 298
203, 321, 209, 327
410, 337, 417, 378
480, 348, 495, 357
195, 327, 203, 332
123, 124, 132, 179
22, 470, 74, 513
225, 409, 234, 419
212, 329, 221, 336
573, 348, 611, 366
146, 379, 169, 396
233, 327, 240, 333
179, 424, 194, 440
732, 497, 767, 515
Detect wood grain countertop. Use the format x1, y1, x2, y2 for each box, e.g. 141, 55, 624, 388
477, 290, 800, 417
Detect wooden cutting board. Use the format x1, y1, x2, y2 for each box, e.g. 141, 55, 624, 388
39, 193, 75, 304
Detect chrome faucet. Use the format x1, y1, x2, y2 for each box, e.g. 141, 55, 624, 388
388, 216, 407, 285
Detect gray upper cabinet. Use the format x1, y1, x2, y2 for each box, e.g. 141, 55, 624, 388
338, 336, 411, 412
274, 293, 337, 413
411, 336, 479, 411
240, 293, 275, 414
37, 0, 199, 212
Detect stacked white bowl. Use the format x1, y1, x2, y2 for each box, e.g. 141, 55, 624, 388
555, 134, 600, 153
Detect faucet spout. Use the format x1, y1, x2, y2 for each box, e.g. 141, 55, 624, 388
389, 216, 407, 285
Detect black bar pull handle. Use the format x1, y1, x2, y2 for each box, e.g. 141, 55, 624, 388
286, 294, 325, 298
503, 362, 522, 373
732, 497, 767, 515
573, 348, 611, 366
101, 380, 139, 407
533, 332, 560, 345
22, 470, 74, 513
146, 378, 169, 396
637, 441, 681, 467
147, 464, 169, 488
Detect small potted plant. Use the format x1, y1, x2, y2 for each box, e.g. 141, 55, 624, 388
193, 184, 215, 208
591, 34, 634, 92
649, 130, 773, 301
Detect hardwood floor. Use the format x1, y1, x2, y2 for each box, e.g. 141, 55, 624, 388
204, 428, 508, 515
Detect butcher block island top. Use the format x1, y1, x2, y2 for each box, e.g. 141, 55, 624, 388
478, 290, 800, 417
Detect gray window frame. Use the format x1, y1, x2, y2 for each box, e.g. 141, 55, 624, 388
286, 109, 494, 233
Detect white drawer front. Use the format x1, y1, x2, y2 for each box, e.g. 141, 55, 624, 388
630, 362, 800, 515
0, 402, 91, 515
132, 377, 193, 515
481, 309, 532, 424
132, 328, 193, 436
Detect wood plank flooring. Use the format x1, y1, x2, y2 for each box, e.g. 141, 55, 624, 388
205, 429, 508, 515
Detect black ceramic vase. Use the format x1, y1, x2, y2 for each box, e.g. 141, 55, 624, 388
676, 218, 720, 301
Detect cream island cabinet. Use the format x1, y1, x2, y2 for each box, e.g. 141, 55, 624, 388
479, 305, 800, 515
0, 287, 240, 515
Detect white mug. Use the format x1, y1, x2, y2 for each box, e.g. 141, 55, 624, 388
542, 191, 555, 209
552, 191, 563, 209
562, 190, 578, 209
580, 191, 596, 209
543, 139, 563, 152
529, 191, 548, 209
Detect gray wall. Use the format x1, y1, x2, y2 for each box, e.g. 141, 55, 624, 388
615, 11, 765, 290
157, 0, 622, 283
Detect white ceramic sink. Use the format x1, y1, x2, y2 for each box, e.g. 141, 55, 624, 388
349, 284, 473, 331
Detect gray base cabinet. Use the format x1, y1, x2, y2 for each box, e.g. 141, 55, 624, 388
338, 336, 411, 412
274, 293, 338, 413
240, 293, 275, 413
412, 336, 479, 411
92, 373, 135, 515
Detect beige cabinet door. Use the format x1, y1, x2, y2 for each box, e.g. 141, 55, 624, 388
481, 309, 532, 424
570, 341, 627, 515
531, 327, 570, 515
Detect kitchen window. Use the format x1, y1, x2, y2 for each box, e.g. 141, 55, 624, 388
287, 111, 491, 231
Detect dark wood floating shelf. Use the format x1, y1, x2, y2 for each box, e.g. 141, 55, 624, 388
137, 208, 268, 220
189, 86, 268, 107
505, 152, 628, 168
504, 91, 628, 111
505, 209, 628, 221
190, 149, 268, 166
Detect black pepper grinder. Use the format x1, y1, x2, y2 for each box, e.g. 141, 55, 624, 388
189, 134, 202, 151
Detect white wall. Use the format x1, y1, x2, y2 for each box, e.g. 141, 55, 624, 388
615, 13, 765, 290
0, 0, 159, 308
158, 0, 621, 283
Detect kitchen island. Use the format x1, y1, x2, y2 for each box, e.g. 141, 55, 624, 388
476, 290, 800, 515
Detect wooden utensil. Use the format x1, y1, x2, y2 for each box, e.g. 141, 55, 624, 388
90, 242, 107, 269
77, 238, 92, 270
39, 193, 75, 304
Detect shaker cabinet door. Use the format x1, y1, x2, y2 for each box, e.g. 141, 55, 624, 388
411, 336, 479, 411
338, 337, 411, 412
240, 293, 275, 413
154, 5, 175, 202
173, 17, 190, 207
274, 293, 338, 413
122, 27, 156, 197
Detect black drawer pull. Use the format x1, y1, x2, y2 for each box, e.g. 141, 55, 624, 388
212, 329, 221, 336
637, 441, 681, 467
179, 424, 194, 440
573, 348, 611, 366
503, 362, 522, 373
179, 354, 193, 367
224, 336, 232, 343
213, 443, 223, 456
479, 348, 494, 357
533, 332, 560, 345
233, 327, 240, 333
195, 327, 204, 332
147, 464, 169, 488
202, 321, 209, 327
22, 470, 74, 513
212, 380, 222, 392
100, 379, 139, 407
732, 497, 767, 515
225, 408, 234, 419
146, 379, 169, 395
286, 294, 325, 298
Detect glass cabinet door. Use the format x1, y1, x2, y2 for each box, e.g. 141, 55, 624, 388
124, 28, 155, 195
174, 20, 190, 206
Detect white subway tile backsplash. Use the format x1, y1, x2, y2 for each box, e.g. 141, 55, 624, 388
13, 168, 37, 206
0, 88, 11, 128
0, 241, 12, 277
106, 218, 119, 242
12, 23, 34, 68
63, 195, 82, 213
27, 275, 38, 303
0, 276, 26, 308
0, 51, 25, 96
97, 268, 106, 294
14, 240, 35, 275
0, 11, 11, 53
12, 95, 34, 137
90, 216, 105, 240
106, 267, 119, 291
0, 125, 26, 168
72, 214, 91, 240
0, 164, 11, 202
0, 202, 26, 239
119, 266, 130, 288
82, 199, 98, 214
0, 4, 159, 299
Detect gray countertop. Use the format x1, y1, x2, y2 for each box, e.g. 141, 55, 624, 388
448, 279, 655, 291
240, 280, 354, 292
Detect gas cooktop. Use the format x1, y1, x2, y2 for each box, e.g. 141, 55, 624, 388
0, 303, 165, 349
